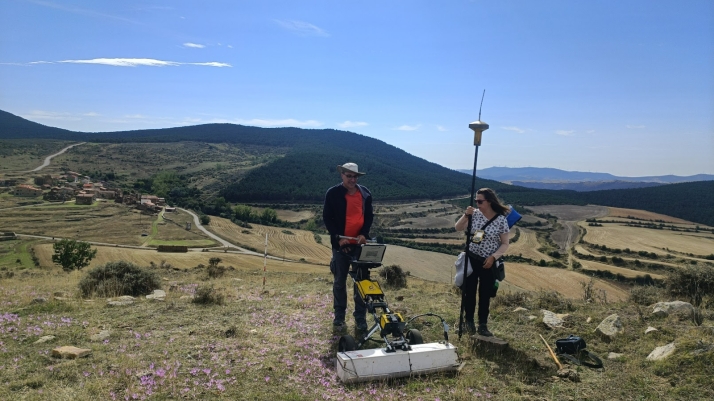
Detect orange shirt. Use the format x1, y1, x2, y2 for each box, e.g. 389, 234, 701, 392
344, 190, 364, 241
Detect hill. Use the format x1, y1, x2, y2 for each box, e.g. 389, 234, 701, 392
474, 166, 714, 184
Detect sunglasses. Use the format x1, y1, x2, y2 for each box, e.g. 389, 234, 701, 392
343, 174, 359, 179
475, 199, 487, 204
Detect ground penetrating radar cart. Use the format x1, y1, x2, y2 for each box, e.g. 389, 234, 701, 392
334, 237, 460, 383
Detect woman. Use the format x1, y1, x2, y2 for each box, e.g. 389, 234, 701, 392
454, 188, 510, 336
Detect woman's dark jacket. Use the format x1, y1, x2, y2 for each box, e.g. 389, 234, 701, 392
322, 183, 373, 250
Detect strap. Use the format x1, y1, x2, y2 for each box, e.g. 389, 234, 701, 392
480, 215, 499, 232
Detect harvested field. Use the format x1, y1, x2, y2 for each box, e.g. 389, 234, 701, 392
33, 243, 325, 273
400, 238, 464, 245
378, 200, 456, 215
574, 244, 594, 256
520, 214, 549, 225
380, 244, 457, 284
391, 213, 461, 230
506, 228, 552, 262
208, 216, 331, 264
274, 209, 314, 222
529, 205, 609, 221
502, 262, 628, 301
577, 258, 666, 280
607, 207, 695, 224
579, 222, 714, 256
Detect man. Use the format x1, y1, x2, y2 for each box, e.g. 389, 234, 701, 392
323, 162, 374, 332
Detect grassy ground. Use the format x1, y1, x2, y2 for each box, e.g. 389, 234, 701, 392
1, 262, 712, 400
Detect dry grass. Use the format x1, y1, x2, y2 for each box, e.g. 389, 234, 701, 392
580, 222, 714, 256
2, 264, 710, 400
528, 205, 609, 221
607, 207, 695, 224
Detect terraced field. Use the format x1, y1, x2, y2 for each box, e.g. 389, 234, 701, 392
208, 216, 331, 264
577, 258, 667, 281
579, 222, 714, 256
506, 228, 552, 262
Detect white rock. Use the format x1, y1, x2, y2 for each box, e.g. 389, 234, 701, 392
527, 315, 537, 321
146, 290, 166, 301
52, 346, 91, 359
608, 352, 624, 360
647, 342, 676, 361
107, 295, 135, 306
595, 314, 623, 340
34, 335, 56, 344
90, 330, 111, 341
586, 316, 592, 323
645, 326, 658, 334
541, 310, 564, 329
652, 301, 694, 318
513, 307, 528, 312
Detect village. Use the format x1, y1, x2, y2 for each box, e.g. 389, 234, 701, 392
0, 171, 170, 213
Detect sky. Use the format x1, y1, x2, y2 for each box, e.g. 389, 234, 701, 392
1, 0, 712, 177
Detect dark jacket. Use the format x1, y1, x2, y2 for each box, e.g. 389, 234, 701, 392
323, 183, 373, 249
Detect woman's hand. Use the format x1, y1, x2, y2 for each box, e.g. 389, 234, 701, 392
464, 206, 476, 216
483, 255, 495, 269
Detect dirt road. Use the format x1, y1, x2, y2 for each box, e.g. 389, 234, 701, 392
29, 142, 85, 172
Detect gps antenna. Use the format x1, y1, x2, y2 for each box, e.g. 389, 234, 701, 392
478, 89, 485, 121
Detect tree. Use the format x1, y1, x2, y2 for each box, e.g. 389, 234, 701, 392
52, 239, 97, 272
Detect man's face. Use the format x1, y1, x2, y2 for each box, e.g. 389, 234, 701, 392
341, 172, 359, 190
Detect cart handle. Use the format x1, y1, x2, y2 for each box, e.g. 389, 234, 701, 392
337, 235, 377, 243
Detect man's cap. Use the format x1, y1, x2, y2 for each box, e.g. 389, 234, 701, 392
337, 162, 366, 176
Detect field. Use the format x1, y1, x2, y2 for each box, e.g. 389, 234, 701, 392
607, 207, 695, 224
506, 228, 553, 262
0, 139, 75, 172
208, 216, 332, 264
528, 205, 609, 221
577, 259, 667, 281
580, 222, 714, 257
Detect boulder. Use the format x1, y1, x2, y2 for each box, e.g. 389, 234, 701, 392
647, 342, 676, 361
595, 314, 623, 340
52, 346, 91, 359
107, 296, 135, 306
146, 290, 166, 301
541, 310, 567, 329
652, 301, 694, 318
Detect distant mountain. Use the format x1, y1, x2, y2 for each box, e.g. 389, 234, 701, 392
455, 166, 714, 192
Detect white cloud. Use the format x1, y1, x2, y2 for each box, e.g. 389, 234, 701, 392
183, 42, 205, 48
555, 130, 575, 136
83, 112, 100, 117
626, 124, 645, 129
338, 121, 368, 129
394, 124, 421, 131
27, 0, 140, 25
502, 126, 526, 134
124, 114, 148, 119
436, 125, 448, 132
274, 20, 329, 37
25, 110, 81, 121
39, 58, 232, 67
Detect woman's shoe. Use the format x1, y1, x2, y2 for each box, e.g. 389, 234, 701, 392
477, 325, 493, 337
465, 320, 477, 334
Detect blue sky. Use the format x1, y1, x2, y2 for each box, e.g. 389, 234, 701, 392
1, 0, 712, 177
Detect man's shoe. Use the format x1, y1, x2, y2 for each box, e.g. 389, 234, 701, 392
333, 319, 345, 327
477, 324, 493, 337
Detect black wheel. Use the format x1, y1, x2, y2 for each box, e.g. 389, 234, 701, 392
406, 329, 423, 345
338, 335, 357, 352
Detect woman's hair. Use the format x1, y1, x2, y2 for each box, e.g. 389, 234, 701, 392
476, 187, 510, 216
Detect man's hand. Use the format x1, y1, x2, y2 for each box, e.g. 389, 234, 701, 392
356, 235, 366, 245
338, 238, 351, 247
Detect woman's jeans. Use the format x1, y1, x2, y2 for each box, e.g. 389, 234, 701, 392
463, 253, 497, 325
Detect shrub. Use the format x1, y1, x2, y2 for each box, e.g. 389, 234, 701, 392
492, 291, 530, 308
629, 285, 664, 306
535, 290, 574, 312
207, 265, 226, 279
378, 265, 408, 289
78, 261, 161, 298
192, 284, 225, 305
667, 265, 714, 307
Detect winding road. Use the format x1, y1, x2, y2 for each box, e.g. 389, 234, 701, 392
29, 142, 86, 172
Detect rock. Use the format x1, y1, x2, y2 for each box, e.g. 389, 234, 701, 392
652, 301, 694, 318
647, 342, 676, 361
179, 295, 194, 300
34, 335, 56, 344
90, 330, 111, 342
52, 346, 92, 359
146, 290, 166, 301
107, 296, 135, 306
513, 307, 528, 312
527, 315, 537, 321
586, 316, 592, 323
542, 310, 565, 329
645, 326, 658, 334
595, 314, 623, 340
557, 368, 580, 382
608, 352, 624, 360
31, 297, 47, 304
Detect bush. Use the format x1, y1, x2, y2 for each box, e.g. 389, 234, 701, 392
492, 291, 530, 308
378, 265, 408, 289
535, 290, 574, 312
667, 265, 714, 307
78, 261, 161, 298
207, 265, 226, 279
192, 284, 225, 305
629, 285, 664, 306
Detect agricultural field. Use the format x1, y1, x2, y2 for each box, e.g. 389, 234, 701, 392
577, 259, 667, 281
579, 222, 714, 257
606, 206, 695, 224
208, 216, 331, 264
506, 228, 552, 262
528, 205, 609, 221
31, 243, 324, 274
